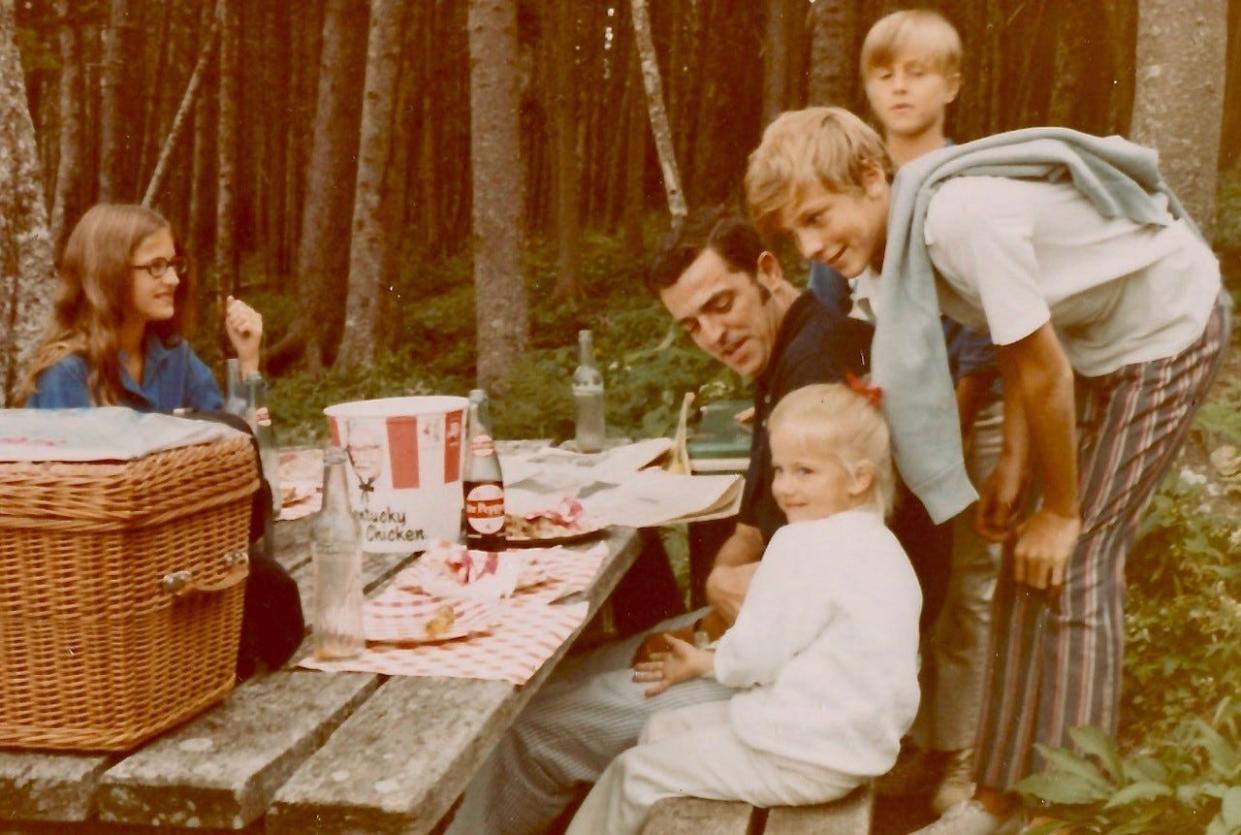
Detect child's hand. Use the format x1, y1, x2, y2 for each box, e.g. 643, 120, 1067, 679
632, 634, 713, 697
224, 296, 263, 375
975, 455, 1024, 542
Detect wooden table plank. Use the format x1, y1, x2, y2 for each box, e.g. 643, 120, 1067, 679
95, 671, 378, 829
91, 549, 417, 829
266, 528, 642, 835
0, 751, 113, 822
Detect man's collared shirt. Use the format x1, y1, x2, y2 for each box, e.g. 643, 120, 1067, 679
739, 292, 873, 543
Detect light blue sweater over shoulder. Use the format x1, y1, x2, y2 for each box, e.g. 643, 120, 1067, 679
873, 127, 1193, 523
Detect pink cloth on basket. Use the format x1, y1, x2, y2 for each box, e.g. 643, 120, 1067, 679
297, 543, 608, 685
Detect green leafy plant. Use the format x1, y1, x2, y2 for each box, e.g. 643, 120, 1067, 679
1017, 701, 1241, 834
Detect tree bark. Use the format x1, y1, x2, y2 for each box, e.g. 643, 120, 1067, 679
270, 0, 367, 373
552, 0, 580, 299
0, 0, 56, 406
761, 0, 788, 126
337, 0, 406, 374
142, 1, 223, 208
98, 0, 133, 201
631, 0, 686, 228
1131, 0, 1227, 240
50, 0, 84, 255
807, 0, 858, 109
214, 0, 239, 297
469, 0, 529, 388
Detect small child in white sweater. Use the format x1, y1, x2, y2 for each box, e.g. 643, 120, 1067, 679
567, 381, 923, 835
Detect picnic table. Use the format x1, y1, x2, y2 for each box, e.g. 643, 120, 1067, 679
0, 510, 642, 833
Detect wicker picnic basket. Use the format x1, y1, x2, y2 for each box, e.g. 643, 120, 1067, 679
0, 435, 259, 751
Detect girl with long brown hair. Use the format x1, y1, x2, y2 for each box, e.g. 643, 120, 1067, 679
21, 203, 261, 410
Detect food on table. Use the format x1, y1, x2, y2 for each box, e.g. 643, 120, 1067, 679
423, 604, 457, 639
506, 497, 592, 540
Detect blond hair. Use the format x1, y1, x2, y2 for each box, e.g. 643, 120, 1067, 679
768, 383, 895, 517
861, 9, 961, 80
744, 107, 893, 238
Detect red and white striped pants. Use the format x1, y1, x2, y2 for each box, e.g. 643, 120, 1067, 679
975, 293, 1231, 790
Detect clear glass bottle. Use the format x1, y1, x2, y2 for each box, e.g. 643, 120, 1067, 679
312, 447, 365, 659
468, 388, 491, 436
572, 329, 606, 453
224, 358, 246, 417
461, 400, 507, 551
244, 373, 283, 515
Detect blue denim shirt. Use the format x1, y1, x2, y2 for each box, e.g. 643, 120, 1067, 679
26, 336, 224, 412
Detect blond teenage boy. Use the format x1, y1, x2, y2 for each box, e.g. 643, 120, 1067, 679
847, 10, 1005, 816
745, 108, 1228, 834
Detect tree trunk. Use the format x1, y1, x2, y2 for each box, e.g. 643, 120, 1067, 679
552, 0, 580, 299
50, 0, 84, 255
469, 0, 529, 389
631, 0, 686, 228
1130, 0, 1227, 240
761, 0, 788, 126
807, 0, 857, 109
270, 0, 367, 373
214, 0, 239, 298
98, 0, 133, 201
337, 0, 406, 374
0, 0, 56, 406
143, 1, 222, 208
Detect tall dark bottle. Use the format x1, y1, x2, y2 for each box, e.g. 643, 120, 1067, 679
461, 399, 506, 551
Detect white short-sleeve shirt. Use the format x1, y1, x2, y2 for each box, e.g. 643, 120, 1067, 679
924, 176, 1220, 377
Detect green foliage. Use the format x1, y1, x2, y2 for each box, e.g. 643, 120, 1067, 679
263, 230, 748, 445
1016, 702, 1241, 833
1194, 374, 1241, 448
1122, 477, 1241, 746
1217, 170, 1241, 255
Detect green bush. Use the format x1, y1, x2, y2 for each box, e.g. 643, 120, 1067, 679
1017, 702, 1241, 834
1217, 170, 1241, 255
261, 230, 749, 445
1121, 478, 1241, 747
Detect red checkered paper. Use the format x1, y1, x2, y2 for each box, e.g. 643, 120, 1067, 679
362, 591, 498, 643
393, 542, 607, 604
299, 599, 589, 685
297, 542, 608, 684
515, 542, 607, 603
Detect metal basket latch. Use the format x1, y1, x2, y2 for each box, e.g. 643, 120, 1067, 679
161, 570, 193, 595
161, 550, 250, 597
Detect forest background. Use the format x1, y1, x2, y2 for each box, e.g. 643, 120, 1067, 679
2, 1, 1241, 830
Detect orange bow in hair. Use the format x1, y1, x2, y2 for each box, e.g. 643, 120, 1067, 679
844, 372, 883, 409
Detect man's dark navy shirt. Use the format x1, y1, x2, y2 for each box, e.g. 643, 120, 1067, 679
738, 291, 873, 543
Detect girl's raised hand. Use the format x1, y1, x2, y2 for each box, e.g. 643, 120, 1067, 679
631, 634, 714, 697
224, 296, 263, 375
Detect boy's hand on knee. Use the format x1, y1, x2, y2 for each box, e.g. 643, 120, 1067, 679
632, 635, 714, 697
976, 457, 1024, 541
1013, 508, 1081, 590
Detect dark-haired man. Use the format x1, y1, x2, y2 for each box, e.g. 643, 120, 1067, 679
444, 207, 873, 835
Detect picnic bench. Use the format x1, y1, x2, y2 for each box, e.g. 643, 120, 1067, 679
0, 512, 642, 833
644, 784, 873, 835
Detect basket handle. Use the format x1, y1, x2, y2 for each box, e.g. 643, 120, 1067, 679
161, 549, 250, 598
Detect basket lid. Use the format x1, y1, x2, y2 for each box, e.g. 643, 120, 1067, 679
0, 408, 245, 462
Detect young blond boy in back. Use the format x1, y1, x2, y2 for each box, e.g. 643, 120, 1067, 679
744, 99, 1228, 833
807, 10, 1004, 814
